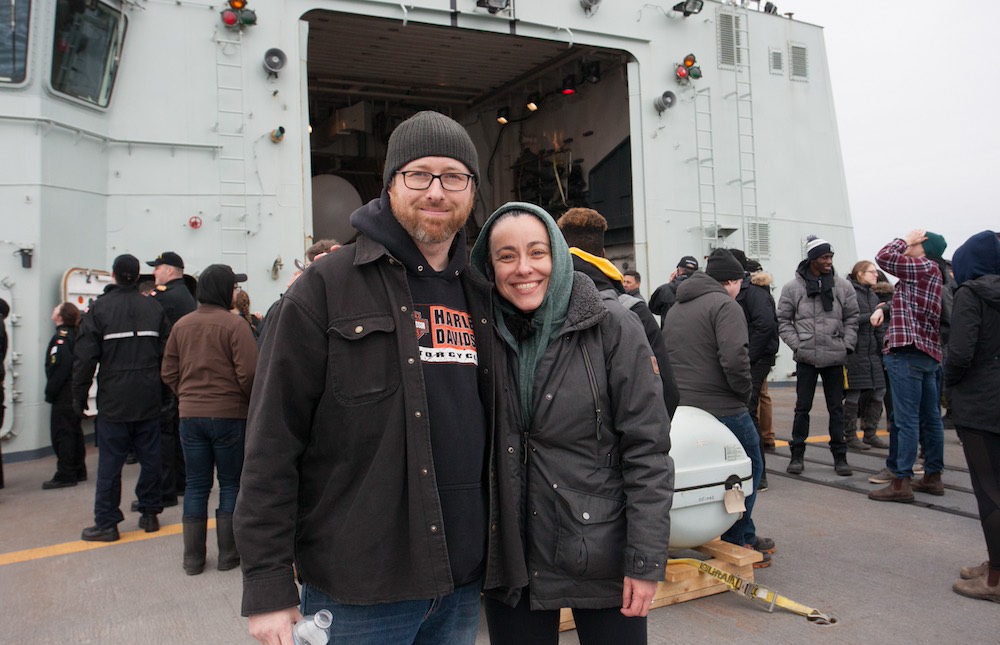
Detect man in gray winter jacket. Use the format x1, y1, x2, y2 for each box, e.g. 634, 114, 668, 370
665, 249, 774, 567
777, 237, 859, 477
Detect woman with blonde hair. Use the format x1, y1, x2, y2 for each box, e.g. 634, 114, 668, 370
844, 260, 889, 450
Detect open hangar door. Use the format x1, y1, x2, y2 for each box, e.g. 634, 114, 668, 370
302, 10, 637, 255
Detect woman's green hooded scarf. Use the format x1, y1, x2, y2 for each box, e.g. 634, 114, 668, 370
470, 202, 575, 424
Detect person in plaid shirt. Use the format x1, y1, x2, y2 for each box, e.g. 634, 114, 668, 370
869, 228, 947, 502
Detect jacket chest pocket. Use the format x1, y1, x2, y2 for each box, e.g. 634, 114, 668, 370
328, 315, 401, 405
552, 486, 626, 580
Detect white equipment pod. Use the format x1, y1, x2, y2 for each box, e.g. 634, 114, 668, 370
668, 406, 753, 549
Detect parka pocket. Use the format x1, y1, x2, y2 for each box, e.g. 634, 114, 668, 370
327, 315, 401, 405
553, 486, 626, 580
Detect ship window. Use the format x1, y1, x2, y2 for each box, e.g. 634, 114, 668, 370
789, 43, 808, 81
51, 0, 127, 107
0, 0, 31, 84
747, 221, 771, 259
769, 48, 783, 75
717, 11, 742, 69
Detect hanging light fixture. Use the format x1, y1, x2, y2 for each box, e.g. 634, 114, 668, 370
526, 93, 540, 112
583, 61, 601, 84
496, 107, 510, 125
560, 75, 576, 95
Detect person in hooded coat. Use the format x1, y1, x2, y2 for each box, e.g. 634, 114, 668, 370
945, 231, 1000, 603
843, 260, 888, 451
161, 264, 257, 576
471, 202, 673, 645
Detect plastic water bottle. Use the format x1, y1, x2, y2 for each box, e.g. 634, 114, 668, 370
292, 609, 332, 645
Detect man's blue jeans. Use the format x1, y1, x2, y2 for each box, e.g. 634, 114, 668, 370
300, 580, 481, 645
883, 352, 944, 478
179, 418, 245, 520
716, 411, 760, 547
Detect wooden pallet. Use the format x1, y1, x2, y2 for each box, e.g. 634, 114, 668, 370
559, 539, 760, 631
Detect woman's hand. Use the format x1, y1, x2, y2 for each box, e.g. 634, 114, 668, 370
621, 576, 659, 617
870, 307, 885, 327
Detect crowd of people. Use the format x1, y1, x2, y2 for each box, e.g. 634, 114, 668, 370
27, 109, 999, 645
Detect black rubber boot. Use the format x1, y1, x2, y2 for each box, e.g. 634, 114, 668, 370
786, 456, 804, 475
183, 517, 207, 575
216, 512, 240, 571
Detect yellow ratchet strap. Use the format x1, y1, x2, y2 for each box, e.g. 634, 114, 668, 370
669, 558, 837, 625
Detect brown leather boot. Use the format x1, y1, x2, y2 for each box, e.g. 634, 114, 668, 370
868, 476, 914, 503
953, 574, 1000, 603
961, 561, 990, 580
912, 472, 945, 496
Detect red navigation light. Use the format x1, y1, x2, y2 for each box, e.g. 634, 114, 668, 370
675, 64, 688, 80
220, 8, 239, 26
560, 74, 576, 95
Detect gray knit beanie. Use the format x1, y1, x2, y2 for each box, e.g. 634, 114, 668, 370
382, 111, 480, 189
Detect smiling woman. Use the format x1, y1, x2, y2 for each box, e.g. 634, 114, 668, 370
470, 202, 673, 645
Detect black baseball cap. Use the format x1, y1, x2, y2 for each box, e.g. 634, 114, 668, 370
146, 251, 184, 269
677, 256, 699, 271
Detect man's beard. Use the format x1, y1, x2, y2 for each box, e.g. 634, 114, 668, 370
393, 200, 472, 245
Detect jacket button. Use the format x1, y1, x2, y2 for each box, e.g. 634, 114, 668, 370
482, 367, 489, 375
481, 318, 488, 324
400, 305, 408, 312
491, 523, 497, 532
545, 393, 553, 400
532, 571, 539, 577
507, 446, 514, 454
415, 411, 422, 418
430, 524, 438, 533
420, 468, 429, 476
354, 325, 364, 334
552, 484, 558, 489
637, 557, 645, 567
408, 357, 415, 364
417, 265, 424, 272
582, 512, 590, 520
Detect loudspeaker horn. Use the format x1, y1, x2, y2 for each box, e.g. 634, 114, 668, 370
263, 48, 287, 76
654, 91, 677, 113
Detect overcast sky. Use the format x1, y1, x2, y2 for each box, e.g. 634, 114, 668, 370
780, 0, 1000, 263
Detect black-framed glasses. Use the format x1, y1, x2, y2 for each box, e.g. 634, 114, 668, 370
395, 171, 475, 192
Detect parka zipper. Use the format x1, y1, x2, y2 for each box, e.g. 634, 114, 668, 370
580, 344, 602, 441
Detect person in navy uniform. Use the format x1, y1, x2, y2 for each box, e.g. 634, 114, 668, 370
145, 251, 197, 508
73, 254, 169, 542
43, 302, 87, 489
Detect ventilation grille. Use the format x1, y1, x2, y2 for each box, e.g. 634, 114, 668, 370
717, 11, 742, 69
747, 221, 771, 259
769, 48, 783, 74
790, 43, 808, 81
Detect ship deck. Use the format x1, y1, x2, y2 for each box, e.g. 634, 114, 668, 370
1, 385, 997, 643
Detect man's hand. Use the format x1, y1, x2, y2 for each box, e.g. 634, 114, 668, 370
248, 607, 303, 645
870, 308, 885, 327
903, 229, 927, 249
621, 576, 659, 617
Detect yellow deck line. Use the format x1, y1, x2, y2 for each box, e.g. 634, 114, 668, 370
2, 430, 890, 568
0, 518, 216, 567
